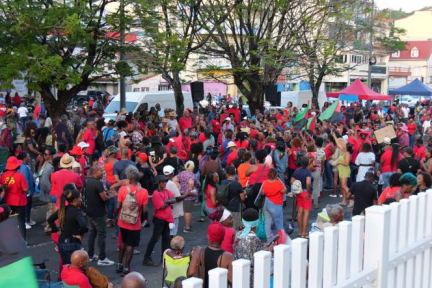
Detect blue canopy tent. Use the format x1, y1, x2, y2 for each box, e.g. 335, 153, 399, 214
389, 78, 432, 96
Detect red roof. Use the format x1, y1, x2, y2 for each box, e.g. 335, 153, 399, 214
389, 40, 432, 60
326, 78, 392, 100
107, 32, 137, 43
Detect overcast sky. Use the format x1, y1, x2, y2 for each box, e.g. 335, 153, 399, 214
376, 0, 431, 12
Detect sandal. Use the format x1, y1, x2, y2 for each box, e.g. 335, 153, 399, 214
347, 201, 354, 208
302, 234, 310, 239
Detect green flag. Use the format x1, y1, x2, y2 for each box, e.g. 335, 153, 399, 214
319, 99, 339, 121
294, 106, 309, 122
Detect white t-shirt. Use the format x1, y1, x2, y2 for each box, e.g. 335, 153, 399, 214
118, 131, 127, 140
17, 107, 28, 118
401, 107, 409, 118
166, 180, 183, 218
423, 120, 431, 133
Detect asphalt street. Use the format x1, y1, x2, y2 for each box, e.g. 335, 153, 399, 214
27, 190, 351, 287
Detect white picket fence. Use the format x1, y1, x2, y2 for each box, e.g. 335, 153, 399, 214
183, 190, 432, 288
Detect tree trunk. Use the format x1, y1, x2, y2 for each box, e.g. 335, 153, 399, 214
233, 72, 264, 115
311, 75, 324, 110
171, 72, 185, 118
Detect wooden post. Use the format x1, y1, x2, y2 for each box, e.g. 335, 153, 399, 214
274, 244, 290, 288
308, 232, 324, 288
232, 259, 251, 288
254, 251, 271, 288
291, 238, 308, 288
182, 277, 203, 288
208, 268, 228, 288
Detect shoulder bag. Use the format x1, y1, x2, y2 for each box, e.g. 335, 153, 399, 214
192, 246, 206, 280
245, 164, 266, 196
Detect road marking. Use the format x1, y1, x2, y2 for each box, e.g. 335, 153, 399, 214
28, 241, 53, 249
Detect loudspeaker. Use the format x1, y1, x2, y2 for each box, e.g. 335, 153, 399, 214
264, 84, 279, 106
190, 82, 204, 101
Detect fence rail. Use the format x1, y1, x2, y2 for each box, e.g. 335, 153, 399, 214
183, 190, 432, 288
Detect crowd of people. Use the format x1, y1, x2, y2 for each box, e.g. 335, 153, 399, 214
0, 92, 431, 287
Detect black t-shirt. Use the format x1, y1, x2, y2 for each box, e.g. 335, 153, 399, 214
351, 180, 377, 216
85, 177, 106, 218
55, 123, 69, 145
397, 157, 420, 175
221, 179, 243, 212
162, 156, 184, 174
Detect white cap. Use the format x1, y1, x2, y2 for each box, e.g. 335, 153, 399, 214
199, 100, 209, 108
383, 137, 391, 144
77, 142, 90, 149
219, 210, 232, 223
224, 117, 231, 121
163, 165, 175, 175
227, 141, 236, 148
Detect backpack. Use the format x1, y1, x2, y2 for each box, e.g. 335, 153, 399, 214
216, 180, 232, 206
294, 150, 306, 166
120, 186, 140, 224
95, 130, 105, 151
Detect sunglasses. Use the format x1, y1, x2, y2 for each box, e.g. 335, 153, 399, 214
44, 153, 51, 156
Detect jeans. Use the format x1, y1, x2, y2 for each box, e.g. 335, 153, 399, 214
87, 216, 107, 260
325, 161, 333, 189
25, 195, 33, 222
381, 172, 394, 190
409, 134, 415, 148
263, 198, 284, 241
58, 240, 82, 265
144, 217, 170, 261
311, 168, 321, 205
10, 205, 26, 240
107, 197, 117, 220
348, 163, 357, 188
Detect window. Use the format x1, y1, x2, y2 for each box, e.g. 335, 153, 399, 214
140, 87, 149, 91
411, 47, 419, 58
392, 51, 400, 57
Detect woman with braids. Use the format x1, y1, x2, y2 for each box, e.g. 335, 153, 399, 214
48, 183, 88, 265
378, 143, 403, 190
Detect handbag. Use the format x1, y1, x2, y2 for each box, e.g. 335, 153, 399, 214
84, 267, 110, 288
245, 164, 267, 196
253, 182, 265, 209
192, 246, 206, 280
256, 210, 267, 239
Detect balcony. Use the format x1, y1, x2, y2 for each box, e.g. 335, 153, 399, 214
389, 66, 411, 77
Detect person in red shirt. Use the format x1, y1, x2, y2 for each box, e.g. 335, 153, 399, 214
88, 97, 94, 107
114, 170, 148, 276
143, 175, 193, 267
210, 114, 222, 139
225, 142, 238, 167
414, 138, 426, 161
0, 100, 6, 118
82, 120, 96, 155
50, 154, 83, 208
227, 103, 240, 124
0, 156, 28, 239
178, 110, 193, 134
407, 119, 417, 148
61, 250, 92, 288
379, 144, 403, 189
12, 92, 21, 107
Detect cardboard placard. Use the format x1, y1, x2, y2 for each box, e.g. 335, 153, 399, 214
374, 125, 396, 143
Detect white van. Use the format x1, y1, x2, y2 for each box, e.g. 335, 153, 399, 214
103, 91, 193, 119
279, 90, 330, 108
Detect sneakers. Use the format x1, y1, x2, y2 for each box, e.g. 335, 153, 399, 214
89, 254, 99, 262
25, 223, 32, 230
121, 267, 132, 277
98, 258, 115, 266
116, 263, 124, 273
141, 220, 150, 228
143, 258, 158, 267
287, 192, 294, 198
329, 194, 337, 198
26, 220, 36, 226
183, 227, 192, 233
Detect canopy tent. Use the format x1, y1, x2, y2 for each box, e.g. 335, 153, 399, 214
326, 78, 392, 100
388, 78, 432, 96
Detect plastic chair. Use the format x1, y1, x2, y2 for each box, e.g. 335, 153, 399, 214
162, 253, 191, 287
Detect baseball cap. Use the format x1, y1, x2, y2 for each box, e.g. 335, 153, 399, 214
163, 165, 175, 175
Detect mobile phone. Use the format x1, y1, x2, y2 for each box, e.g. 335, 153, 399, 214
268, 235, 280, 245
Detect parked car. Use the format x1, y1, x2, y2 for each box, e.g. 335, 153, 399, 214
73, 90, 109, 106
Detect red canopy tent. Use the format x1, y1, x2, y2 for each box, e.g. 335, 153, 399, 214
326, 78, 392, 100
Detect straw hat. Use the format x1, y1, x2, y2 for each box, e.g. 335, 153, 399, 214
120, 108, 128, 115
240, 127, 251, 134
169, 111, 178, 117
227, 141, 236, 148
60, 153, 76, 169
14, 135, 25, 144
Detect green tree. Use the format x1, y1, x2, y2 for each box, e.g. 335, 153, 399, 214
201, 0, 329, 112
132, 0, 235, 116
0, 0, 135, 117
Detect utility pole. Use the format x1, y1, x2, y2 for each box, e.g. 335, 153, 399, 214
367, 0, 375, 89
119, 0, 126, 110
